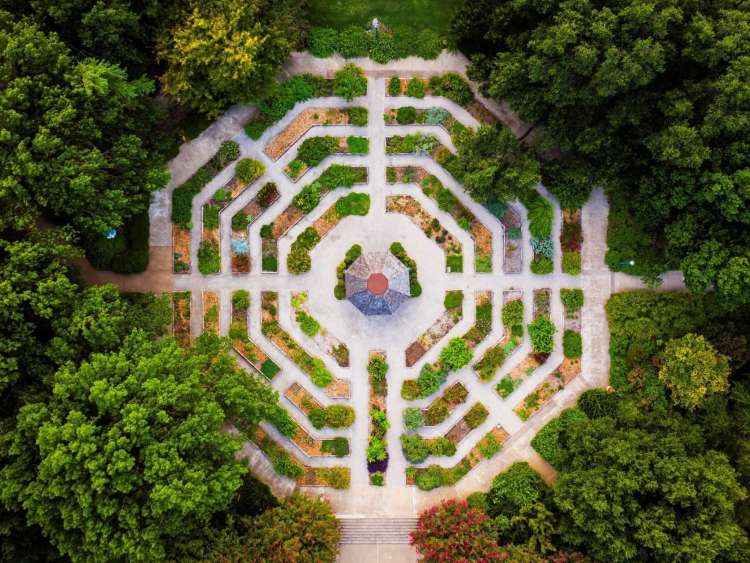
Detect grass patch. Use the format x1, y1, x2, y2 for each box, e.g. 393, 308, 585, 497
309, 0, 460, 34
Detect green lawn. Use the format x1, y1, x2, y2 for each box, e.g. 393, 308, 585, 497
309, 0, 460, 34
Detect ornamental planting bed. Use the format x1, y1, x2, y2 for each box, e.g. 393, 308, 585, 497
386, 194, 463, 273
514, 359, 580, 422
202, 291, 219, 336
501, 207, 523, 273
445, 402, 490, 444
231, 182, 280, 273
474, 290, 523, 381
383, 106, 467, 137
404, 290, 463, 367
463, 291, 493, 348
261, 165, 367, 272
173, 227, 191, 274
284, 136, 368, 182
291, 292, 349, 367
407, 425, 509, 491
172, 291, 191, 346
561, 208, 583, 275
260, 291, 350, 399
422, 382, 469, 427
367, 351, 389, 485
265, 107, 368, 160
230, 291, 280, 380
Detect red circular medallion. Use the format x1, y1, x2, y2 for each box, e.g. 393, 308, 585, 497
367, 273, 389, 295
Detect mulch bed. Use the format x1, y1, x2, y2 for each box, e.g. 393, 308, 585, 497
265, 108, 352, 161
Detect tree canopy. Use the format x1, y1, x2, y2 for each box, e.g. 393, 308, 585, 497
453, 0, 750, 309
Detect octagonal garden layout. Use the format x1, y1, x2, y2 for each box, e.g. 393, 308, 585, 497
167, 68, 593, 514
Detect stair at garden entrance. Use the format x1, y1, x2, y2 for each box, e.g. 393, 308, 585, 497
338, 517, 418, 544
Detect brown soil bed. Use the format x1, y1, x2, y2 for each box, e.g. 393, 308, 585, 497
445, 418, 472, 444
202, 292, 219, 335
172, 292, 191, 346
466, 100, 498, 124
173, 227, 191, 273
265, 108, 353, 161
501, 208, 523, 273
285, 382, 323, 415
386, 195, 462, 260
387, 166, 430, 184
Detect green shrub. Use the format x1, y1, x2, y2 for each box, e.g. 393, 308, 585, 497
287, 248, 311, 274
287, 159, 305, 179
431, 73, 473, 106
496, 376, 517, 398
476, 346, 506, 380
447, 255, 463, 272
296, 311, 320, 337
388, 76, 402, 96
335, 192, 370, 217
531, 408, 588, 467
297, 137, 338, 167
440, 338, 473, 371
444, 290, 463, 310
318, 467, 350, 489
318, 165, 365, 189
334, 64, 367, 100
479, 434, 503, 458
346, 136, 369, 154
531, 256, 553, 274
464, 403, 489, 429
429, 437, 456, 457
396, 106, 417, 124
578, 389, 618, 419
260, 359, 280, 379
563, 330, 582, 358
338, 26, 370, 58
424, 399, 450, 425
292, 228, 320, 252
259, 74, 330, 122
348, 107, 368, 126
366, 437, 387, 462
524, 192, 553, 238
425, 107, 450, 125
370, 472, 385, 486
311, 358, 332, 387
401, 380, 421, 400
560, 288, 584, 314
293, 184, 322, 213
406, 78, 425, 98
401, 434, 430, 463
197, 239, 220, 274
172, 167, 212, 228
232, 289, 250, 310
261, 437, 304, 479
309, 27, 338, 58
531, 236, 554, 258
528, 318, 556, 354
563, 250, 581, 274
232, 212, 250, 230
416, 364, 447, 397
487, 462, 547, 518
245, 120, 269, 140
85, 212, 150, 274
368, 357, 388, 380
235, 158, 264, 184
403, 407, 424, 432
369, 31, 397, 63
467, 492, 487, 511
415, 465, 444, 490
214, 141, 240, 169
309, 408, 326, 430
502, 299, 524, 327
321, 437, 349, 457
326, 405, 354, 428
415, 29, 442, 59
203, 204, 219, 230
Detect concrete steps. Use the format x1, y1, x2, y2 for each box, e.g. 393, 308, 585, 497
338, 517, 418, 544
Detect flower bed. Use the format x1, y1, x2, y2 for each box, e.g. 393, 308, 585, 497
521, 190, 554, 275
284, 136, 369, 182
298, 466, 351, 489
289, 421, 349, 458
202, 291, 219, 335
386, 165, 430, 185
230, 290, 280, 380
389, 241, 422, 296
495, 289, 552, 398
406, 425, 509, 491
514, 359, 581, 421
199, 202, 221, 274
261, 292, 349, 399
387, 74, 475, 108
287, 192, 371, 275
265, 107, 368, 160
386, 194, 463, 273
383, 106, 467, 137
367, 351, 389, 485
291, 292, 349, 367
334, 244, 362, 299
231, 182, 280, 273
385, 134, 453, 166
422, 382, 469, 426
404, 290, 463, 368
561, 208, 583, 275
172, 141, 240, 272
474, 290, 523, 381
445, 402, 490, 444
261, 165, 367, 273
498, 206, 523, 273
172, 291, 191, 346
463, 291, 493, 348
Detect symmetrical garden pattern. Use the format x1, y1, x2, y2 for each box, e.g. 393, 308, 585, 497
169, 70, 585, 499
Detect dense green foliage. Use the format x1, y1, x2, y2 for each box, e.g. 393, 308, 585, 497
333, 64, 367, 100
454, 0, 750, 308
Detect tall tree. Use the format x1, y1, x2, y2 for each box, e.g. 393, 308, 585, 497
159, 0, 306, 116
453, 0, 750, 308
0, 14, 169, 235
0, 332, 286, 562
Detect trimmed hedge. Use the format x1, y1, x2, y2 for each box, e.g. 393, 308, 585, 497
530, 408, 588, 467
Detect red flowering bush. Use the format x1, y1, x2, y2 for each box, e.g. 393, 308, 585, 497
410, 499, 500, 562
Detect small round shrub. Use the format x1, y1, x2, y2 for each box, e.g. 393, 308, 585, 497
260, 223, 273, 239
563, 330, 582, 359
310, 358, 333, 387
396, 106, 417, 124
563, 250, 582, 274
309, 408, 326, 430
367, 357, 388, 380
292, 184, 321, 213
531, 256, 553, 274
348, 107, 368, 126
406, 78, 425, 98
334, 64, 367, 101
297, 138, 338, 167
440, 338, 473, 371
309, 27, 338, 58
528, 318, 556, 354
338, 26, 370, 58
403, 407, 424, 432
444, 291, 463, 309
388, 76, 401, 96
401, 434, 430, 464
232, 289, 250, 310
370, 471, 385, 486
415, 466, 444, 490
560, 288, 584, 313
287, 248, 311, 274
487, 462, 547, 518
235, 158, 264, 184
326, 405, 355, 428
502, 299, 524, 327
214, 140, 240, 168
296, 311, 320, 337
